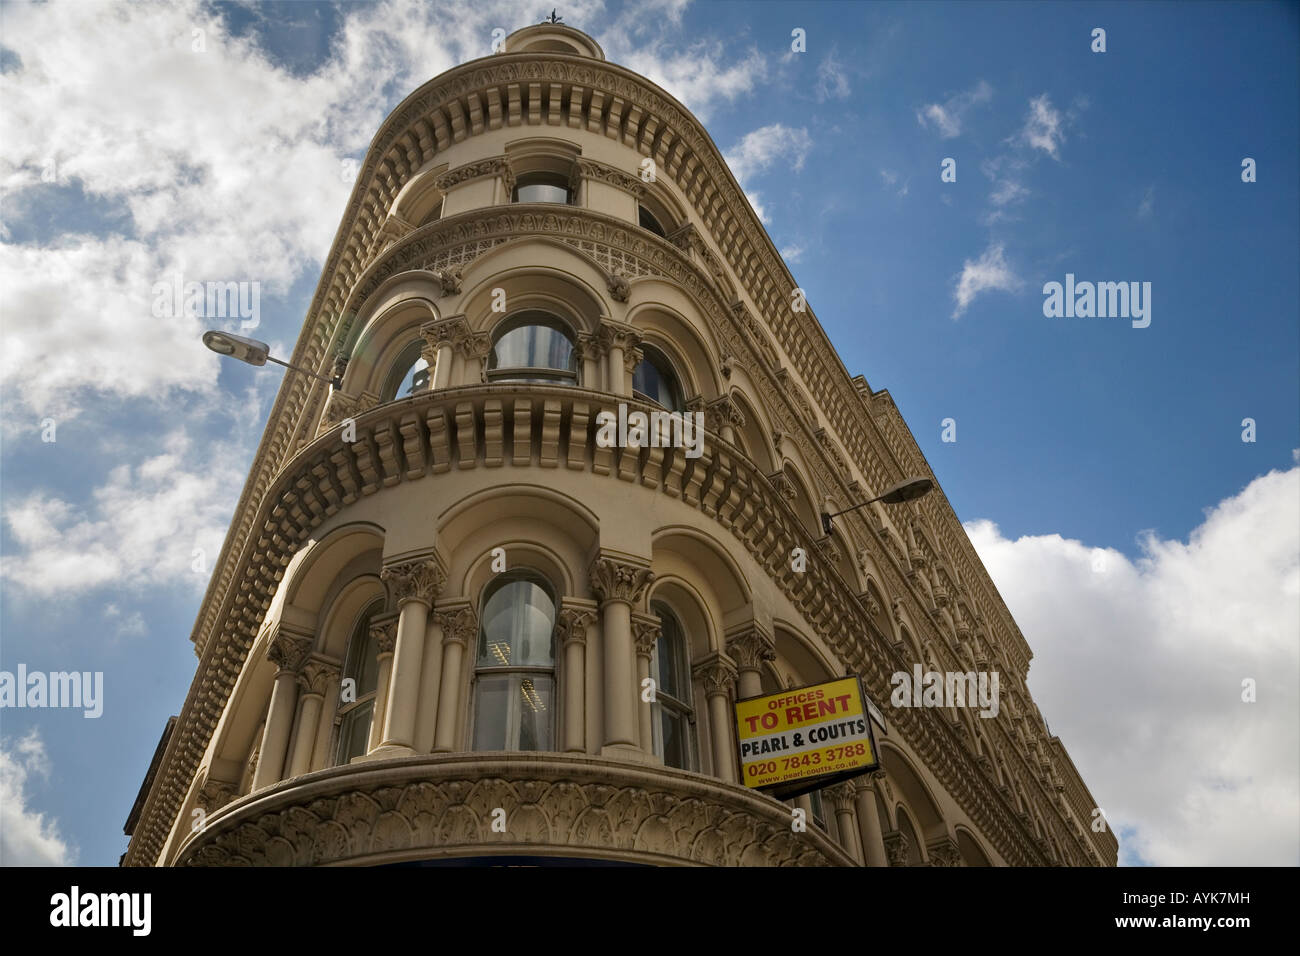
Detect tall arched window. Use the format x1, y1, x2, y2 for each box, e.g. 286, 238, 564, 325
472, 572, 557, 751
649, 601, 697, 771
632, 344, 685, 411
381, 340, 430, 401
488, 313, 577, 385
334, 600, 383, 765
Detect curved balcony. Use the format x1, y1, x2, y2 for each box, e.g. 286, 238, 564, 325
176, 753, 853, 867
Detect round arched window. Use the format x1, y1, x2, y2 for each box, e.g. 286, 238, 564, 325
382, 341, 430, 401
488, 313, 577, 385
633, 344, 684, 411
472, 572, 557, 752
650, 601, 698, 772
334, 600, 384, 765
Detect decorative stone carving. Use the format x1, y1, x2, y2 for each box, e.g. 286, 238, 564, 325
368, 618, 398, 656
321, 389, 378, 431
296, 658, 341, 698
765, 470, 797, 502
421, 315, 474, 351
823, 782, 857, 813
589, 556, 655, 605
631, 614, 661, 658
573, 158, 646, 198
927, 836, 962, 867
197, 779, 236, 815
434, 606, 478, 647
883, 829, 910, 867
595, 320, 641, 355
381, 558, 446, 608
692, 653, 738, 697
623, 346, 643, 374
433, 156, 511, 192
727, 628, 776, 671
555, 605, 597, 648
267, 627, 313, 674
606, 270, 631, 302
431, 267, 462, 296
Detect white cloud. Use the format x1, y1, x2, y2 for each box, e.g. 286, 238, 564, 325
966, 458, 1300, 865
951, 242, 1021, 318
743, 191, 768, 225
724, 124, 813, 185
1016, 93, 1065, 159
0, 730, 75, 866
1, 431, 246, 597
917, 80, 992, 138
780, 243, 805, 263
815, 51, 851, 102
1138, 185, 1155, 219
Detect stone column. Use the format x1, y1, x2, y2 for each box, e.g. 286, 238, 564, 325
421, 316, 470, 390
631, 613, 661, 755
251, 625, 312, 791
432, 604, 478, 752
365, 617, 397, 753
854, 771, 889, 867
727, 625, 775, 700
589, 555, 654, 756
413, 612, 445, 754
287, 658, 339, 778
557, 601, 598, 754
596, 321, 641, 395
377, 558, 445, 754
693, 651, 739, 783
825, 782, 863, 864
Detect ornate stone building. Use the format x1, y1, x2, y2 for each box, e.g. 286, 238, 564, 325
123, 21, 1116, 867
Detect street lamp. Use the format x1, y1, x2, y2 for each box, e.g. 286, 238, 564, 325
202, 331, 341, 389
820, 476, 933, 536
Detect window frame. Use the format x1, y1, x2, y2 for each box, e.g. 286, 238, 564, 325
648, 600, 699, 772
487, 312, 579, 386
632, 343, 686, 412
380, 340, 431, 402
331, 599, 385, 766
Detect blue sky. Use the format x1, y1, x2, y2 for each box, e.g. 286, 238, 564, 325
1, 0, 1296, 868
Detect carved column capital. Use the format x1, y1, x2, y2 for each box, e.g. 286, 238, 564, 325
381, 557, 446, 608
687, 394, 744, 435
555, 601, 598, 648
727, 627, 776, 671
926, 835, 963, 867
883, 829, 910, 867
692, 652, 738, 698
267, 625, 313, 674
434, 604, 478, 647
296, 658, 341, 698
420, 315, 473, 351
368, 617, 398, 656
197, 779, 236, 814
595, 320, 641, 355
823, 782, 858, 812
853, 768, 887, 796
631, 613, 661, 658
588, 555, 655, 606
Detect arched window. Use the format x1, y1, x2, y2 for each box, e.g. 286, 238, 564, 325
512, 172, 571, 204
638, 205, 666, 237
632, 344, 684, 411
649, 601, 697, 771
472, 572, 557, 752
381, 340, 430, 401
488, 313, 577, 385
334, 600, 383, 765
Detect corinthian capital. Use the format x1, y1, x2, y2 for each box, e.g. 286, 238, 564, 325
595, 320, 641, 355
727, 627, 776, 671
435, 605, 479, 647
823, 782, 858, 812
267, 625, 313, 674
588, 555, 655, 606
692, 652, 738, 697
369, 617, 397, 655
420, 315, 473, 352
296, 658, 342, 697
631, 613, 662, 658
381, 557, 446, 608
555, 603, 597, 648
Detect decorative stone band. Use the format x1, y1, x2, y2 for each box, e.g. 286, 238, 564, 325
573, 157, 647, 199
174, 753, 854, 868
434, 604, 479, 647
381, 557, 447, 608
432, 156, 512, 192
589, 555, 655, 606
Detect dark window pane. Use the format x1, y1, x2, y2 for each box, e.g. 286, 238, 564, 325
337, 699, 373, 764
491, 323, 574, 374
479, 578, 555, 667
633, 348, 681, 410
639, 206, 666, 237
473, 675, 510, 750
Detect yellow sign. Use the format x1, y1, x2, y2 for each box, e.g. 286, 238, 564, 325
735, 677, 878, 792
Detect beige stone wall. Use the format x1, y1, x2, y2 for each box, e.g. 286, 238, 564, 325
125, 23, 1115, 868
